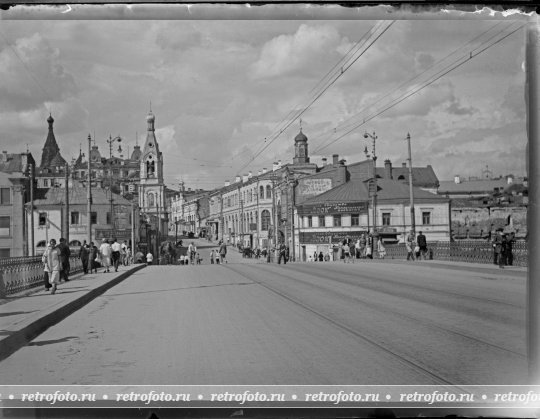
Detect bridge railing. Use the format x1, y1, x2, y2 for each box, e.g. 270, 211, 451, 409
0, 255, 83, 298
384, 240, 527, 267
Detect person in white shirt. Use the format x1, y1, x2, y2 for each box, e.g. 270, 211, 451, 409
188, 242, 196, 265
146, 252, 154, 266
111, 238, 122, 272
99, 239, 112, 273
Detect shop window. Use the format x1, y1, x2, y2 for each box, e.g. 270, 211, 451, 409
351, 214, 360, 226
0, 216, 10, 236
382, 213, 391, 226
333, 215, 341, 227
319, 215, 325, 227
0, 188, 10, 205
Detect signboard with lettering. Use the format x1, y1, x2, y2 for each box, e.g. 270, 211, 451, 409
95, 228, 131, 241
297, 178, 332, 198
299, 230, 368, 244
297, 201, 368, 216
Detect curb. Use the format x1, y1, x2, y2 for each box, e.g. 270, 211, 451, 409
0, 264, 146, 363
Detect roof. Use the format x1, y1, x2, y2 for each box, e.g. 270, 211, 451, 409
0, 154, 24, 173
438, 179, 509, 194
32, 186, 133, 207
300, 178, 447, 206
378, 165, 439, 188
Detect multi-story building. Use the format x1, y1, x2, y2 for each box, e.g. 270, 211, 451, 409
0, 151, 36, 257
28, 186, 137, 255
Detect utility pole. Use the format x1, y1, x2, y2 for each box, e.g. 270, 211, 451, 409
131, 201, 135, 251
64, 163, 69, 244
30, 164, 34, 256
290, 176, 296, 262
364, 131, 378, 233
87, 134, 92, 245
272, 174, 278, 259
406, 133, 416, 235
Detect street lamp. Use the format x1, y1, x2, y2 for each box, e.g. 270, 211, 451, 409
363, 131, 378, 234
405, 133, 415, 236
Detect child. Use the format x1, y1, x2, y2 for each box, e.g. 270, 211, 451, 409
146, 252, 153, 266
196, 252, 202, 265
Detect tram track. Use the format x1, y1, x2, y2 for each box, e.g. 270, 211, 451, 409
240, 262, 525, 358
223, 263, 462, 387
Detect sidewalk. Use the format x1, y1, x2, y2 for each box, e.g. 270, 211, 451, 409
0, 264, 145, 362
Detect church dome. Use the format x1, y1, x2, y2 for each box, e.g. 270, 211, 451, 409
146, 111, 155, 123
47, 114, 54, 124
295, 129, 307, 143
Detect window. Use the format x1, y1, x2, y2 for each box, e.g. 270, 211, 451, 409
39, 212, 47, 226
319, 215, 325, 227
0, 248, 10, 258
106, 212, 111, 225
0, 216, 10, 236
43, 179, 49, 187
307, 216, 313, 227
261, 210, 271, 231
260, 186, 264, 199
351, 214, 360, 226
382, 212, 391, 226
266, 185, 272, 199
71, 211, 80, 225
91, 212, 97, 225
36, 240, 47, 248
0, 188, 10, 205
333, 214, 341, 227
422, 211, 431, 225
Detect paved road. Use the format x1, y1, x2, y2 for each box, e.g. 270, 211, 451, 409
0, 258, 526, 385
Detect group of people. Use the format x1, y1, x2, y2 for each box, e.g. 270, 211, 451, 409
492, 228, 515, 268
405, 230, 429, 261
209, 241, 228, 264
41, 237, 133, 294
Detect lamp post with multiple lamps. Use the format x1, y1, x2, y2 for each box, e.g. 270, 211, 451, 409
363, 131, 378, 234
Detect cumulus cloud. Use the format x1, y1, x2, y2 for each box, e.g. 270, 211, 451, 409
0, 33, 77, 113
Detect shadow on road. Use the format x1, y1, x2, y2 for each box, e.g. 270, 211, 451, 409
27, 336, 79, 346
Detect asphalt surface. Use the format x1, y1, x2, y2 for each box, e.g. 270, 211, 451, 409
0, 240, 527, 386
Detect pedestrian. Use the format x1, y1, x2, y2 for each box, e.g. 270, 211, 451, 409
58, 237, 71, 281
506, 232, 515, 266
196, 252, 202, 264
278, 242, 287, 264
416, 231, 428, 260
125, 247, 132, 266
215, 250, 221, 264
342, 242, 350, 263
146, 251, 154, 266
492, 229, 504, 266
314, 250, 319, 262
111, 238, 122, 272
79, 240, 90, 274
219, 240, 227, 264
210, 249, 215, 264
360, 233, 367, 258
99, 238, 112, 273
324, 252, 330, 262
42, 240, 54, 291
498, 233, 508, 269
377, 238, 386, 259
47, 239, 62, 294
188, 242, 197, 265
318, 251, 324, 262
405, 230, 416, 261
88, 242, 99, 273
366, 233, 374, 259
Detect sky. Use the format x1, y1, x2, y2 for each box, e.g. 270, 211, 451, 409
0, 11, 529, 190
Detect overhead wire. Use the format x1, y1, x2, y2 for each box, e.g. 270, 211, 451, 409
312, 21, 525, 154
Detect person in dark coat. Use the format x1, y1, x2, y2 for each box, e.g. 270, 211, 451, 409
88, 242, 99, 274
505, 233, 515, 266
416, 231, 428, 260
278, 242, 287, 264
58, 237, 71, 281
79, 240, 90, 274
492, 229, 504, 266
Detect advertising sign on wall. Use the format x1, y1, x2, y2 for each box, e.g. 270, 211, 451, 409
299, 230, 369, 244
297, 178, 332, 198
297, 201, 368, 216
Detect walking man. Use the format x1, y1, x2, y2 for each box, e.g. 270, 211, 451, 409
277, 242, 287, 264
111, 238, 122, 272
47, 239, 62, 294
219, 240, 227, 264
405, 230, 416, 261
79, 240, 90, 274
99, 239, 112, 273
58, 237, 71, 281
416, 231, 428, 260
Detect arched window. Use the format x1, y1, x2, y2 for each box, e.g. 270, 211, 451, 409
266, 185, 272, 199
261, 210, 271, 231
260, 186, 264, 199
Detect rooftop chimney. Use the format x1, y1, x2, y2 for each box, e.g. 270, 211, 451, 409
225, 180, 230, 187
322, 157, 327, 166
272, 162, 279, 172
384, 159, 393, 179
402, 162, 407, 168
235, 175, 241, 183
332, 154, 339, 165
506, 175, 514, 184
257, 170, 261, 176
454, 175, 461, 184
242, 173, 249, 183
248, 171, 253, 179
262, 168, 267, 174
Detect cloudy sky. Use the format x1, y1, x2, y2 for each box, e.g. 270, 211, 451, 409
0, 11, 529, 190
